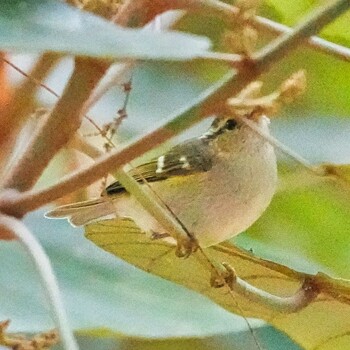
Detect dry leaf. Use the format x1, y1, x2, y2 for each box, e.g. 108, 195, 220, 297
85, 218, 350, 350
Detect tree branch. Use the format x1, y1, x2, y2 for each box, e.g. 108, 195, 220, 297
0, 53, 60, 167
220, 263, 318, 314
2, 58, 108, 191
0, 0, 348, 217
115, 0, 350, 62
200, 0, 350, 62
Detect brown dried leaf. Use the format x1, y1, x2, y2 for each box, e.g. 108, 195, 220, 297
0, 321, 58, 350
85, 218, 350, 350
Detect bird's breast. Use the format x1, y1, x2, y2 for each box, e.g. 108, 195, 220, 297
156, 140, 277, 247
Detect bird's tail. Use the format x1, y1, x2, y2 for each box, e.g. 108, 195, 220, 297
45, 198, 116, 226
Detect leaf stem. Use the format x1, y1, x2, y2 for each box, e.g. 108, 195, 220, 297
221, 263, 318, 313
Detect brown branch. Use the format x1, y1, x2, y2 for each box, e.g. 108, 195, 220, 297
253, 14, 350, 62
199, 0, 350, 62
253, 0, 350, 68
0, 0, 348, 218
0, 53, 60, 166
0, 53, 12, 117
2, 58, 108, 192
115, 0, 350, 61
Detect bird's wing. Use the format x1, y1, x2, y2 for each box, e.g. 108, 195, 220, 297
105, 137, 215, 195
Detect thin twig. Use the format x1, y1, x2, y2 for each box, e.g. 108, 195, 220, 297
1, 56, 59, 97
114, 0, 350, 62
253, 14, 350, 62
0, 0, 348, 217
0, 54, 60, 167
252, 0, 350, 68
2, 58, 108, 191
84, 62, 136, 113
199, 0, 350, 62
3, 58, 116, 150
0, 214, 79, 350
195, 248, 264, 350
237, 116, 324, 175
86, 10, 185, 112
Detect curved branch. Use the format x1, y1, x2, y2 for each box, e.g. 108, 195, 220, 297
221, 263, 319, 314
0, 215, 79, 350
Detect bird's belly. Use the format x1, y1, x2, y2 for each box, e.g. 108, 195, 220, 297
149, 164, 275, 247
113, 150, 277, 248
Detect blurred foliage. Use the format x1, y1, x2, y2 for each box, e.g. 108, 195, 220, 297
0, 0, 210, 59
261, 0, 350, 46
0, 0, 350, 350
0, 213, 300, 350
84, 216, 350, 350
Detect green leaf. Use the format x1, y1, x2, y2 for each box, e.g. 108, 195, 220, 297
0, 212, 255, 337
262, 0, 316, 24
0, 212, 302, 350
0, 0, 211, 60
74, 328, 300, 350
84, 217, 350, 350
245, 171, 350, 278
321, 12, 350, 47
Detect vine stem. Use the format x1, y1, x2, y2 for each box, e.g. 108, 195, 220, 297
237, 116, 324, 176
0, 215, 79, 350
0, 0, 349, 218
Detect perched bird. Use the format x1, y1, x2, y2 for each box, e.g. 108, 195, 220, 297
46, 115, 277, 248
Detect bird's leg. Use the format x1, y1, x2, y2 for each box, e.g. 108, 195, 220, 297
149, 230, 198, 258
175, 236, 199, 258
150, 231, 171, 240
210, 262, 319, 313
210, 261, 235, 288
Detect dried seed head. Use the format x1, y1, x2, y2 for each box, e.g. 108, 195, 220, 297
227, 70, 307, 119
279, 70, 307, 103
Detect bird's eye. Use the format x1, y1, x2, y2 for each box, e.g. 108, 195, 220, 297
225, 119, 237, 130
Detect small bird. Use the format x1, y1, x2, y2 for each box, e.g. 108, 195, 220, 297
46, 115, 277, 248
